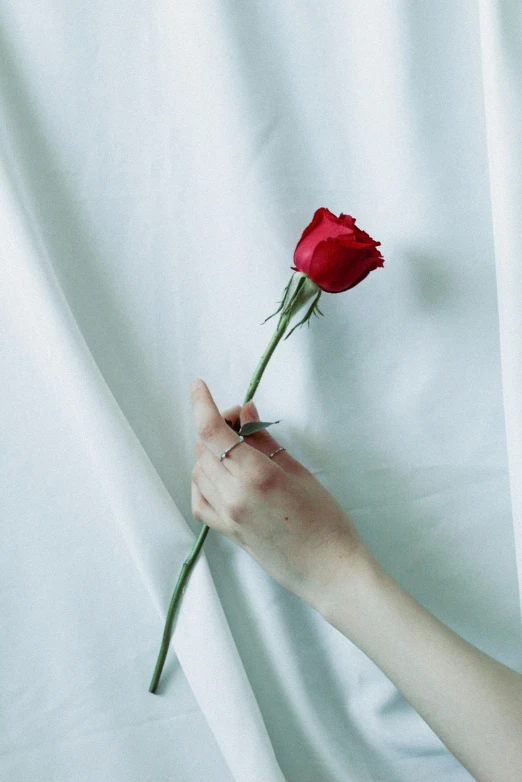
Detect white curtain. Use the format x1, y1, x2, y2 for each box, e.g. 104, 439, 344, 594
1, 2, 520, 780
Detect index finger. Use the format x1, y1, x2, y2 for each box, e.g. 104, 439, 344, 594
189, 379, 262, 473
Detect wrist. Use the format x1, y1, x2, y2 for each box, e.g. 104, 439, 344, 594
313, 542, 387, 632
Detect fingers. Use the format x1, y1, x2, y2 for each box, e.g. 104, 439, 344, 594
191, 471, 239, 539
240, 401, 308, 478
191, 398, 241, 532
190, 379, 262, 475
193, 435, 237, 496
191, 479, 215, 524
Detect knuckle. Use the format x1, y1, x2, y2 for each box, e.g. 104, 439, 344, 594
248, 465, 279, 492
191, 501, 204, 521
288, 458, 309, 479
193, 438, 204, 456
228, 522, 246, 547
226, 494, 246, 523
199, 422, 220, 441
191, 463, 200, 481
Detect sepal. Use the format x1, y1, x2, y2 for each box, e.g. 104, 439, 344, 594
283, 290, 323, 340
261, 276, 294, 325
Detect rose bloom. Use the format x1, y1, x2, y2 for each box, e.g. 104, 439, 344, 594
291, 207, 384, 293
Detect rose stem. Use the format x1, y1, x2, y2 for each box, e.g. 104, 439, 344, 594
148, 280, 305, 694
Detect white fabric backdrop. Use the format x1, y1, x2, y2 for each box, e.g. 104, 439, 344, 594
1, 1, 521, 780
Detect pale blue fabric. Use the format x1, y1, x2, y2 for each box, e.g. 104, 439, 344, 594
1, 1, 521, 780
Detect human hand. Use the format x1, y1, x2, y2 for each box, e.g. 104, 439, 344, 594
190, 378, 368, 611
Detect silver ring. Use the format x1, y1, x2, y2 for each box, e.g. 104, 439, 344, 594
219, 436, 245, 461
269, 446, 286, 459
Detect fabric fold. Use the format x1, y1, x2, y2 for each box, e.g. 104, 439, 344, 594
478, 0, 522, 625
0, 151, 285, 782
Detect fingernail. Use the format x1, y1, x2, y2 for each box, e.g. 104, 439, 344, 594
250, 401, 259, 417
190, 378, 202, 392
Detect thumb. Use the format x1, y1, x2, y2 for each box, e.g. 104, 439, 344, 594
243, 400, 260, 421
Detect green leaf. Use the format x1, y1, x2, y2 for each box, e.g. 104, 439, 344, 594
237, 419, 281, 437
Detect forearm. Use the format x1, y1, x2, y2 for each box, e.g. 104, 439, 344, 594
316, 547, 522, 782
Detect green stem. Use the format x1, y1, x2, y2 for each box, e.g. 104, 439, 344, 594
148, 524, 210, 693
148, 276, 308, 694
242, 310, 292, 406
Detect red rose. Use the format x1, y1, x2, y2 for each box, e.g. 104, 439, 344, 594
291, 207, 384, 293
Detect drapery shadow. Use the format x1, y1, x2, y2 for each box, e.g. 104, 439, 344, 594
0, 23, 176, 495
202, 533, 394, 782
